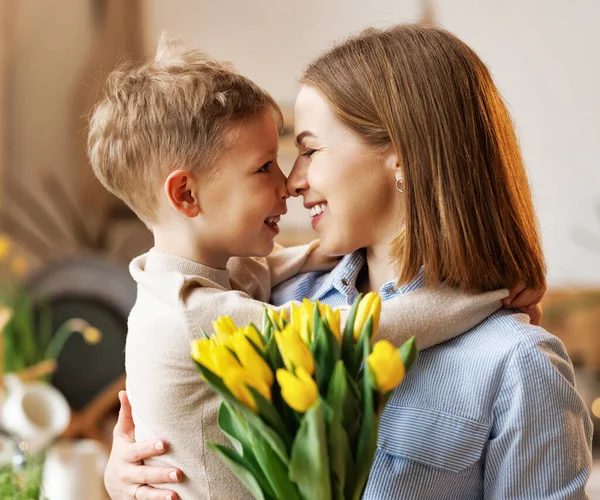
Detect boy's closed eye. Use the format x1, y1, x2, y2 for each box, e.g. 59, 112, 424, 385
257, 160, 272, 173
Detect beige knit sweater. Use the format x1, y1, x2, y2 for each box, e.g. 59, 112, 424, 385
126, 244, 508, 499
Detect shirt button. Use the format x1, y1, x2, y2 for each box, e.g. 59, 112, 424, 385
341, 278, 349, 286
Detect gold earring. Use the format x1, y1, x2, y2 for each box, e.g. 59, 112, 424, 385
395, 178, 404, 193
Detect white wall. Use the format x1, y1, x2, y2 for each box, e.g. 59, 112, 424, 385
148, 0, 600, 286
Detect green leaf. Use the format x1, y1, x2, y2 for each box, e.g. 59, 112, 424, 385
249, 430, 302, 500
349, 340, 379, 500
248, 387, 293, 449
342, 293, 363, 369
218, 402, 276, 499
289, 401, 331, 500
326, 362, 354, 499
352, 317, 373, 378
399, 336, 418, 372
207, 443, 266, 500
195, 361, 290, 466
262, 308, 274, 342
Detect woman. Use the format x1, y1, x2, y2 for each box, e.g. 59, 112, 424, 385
107, 25, 591, 499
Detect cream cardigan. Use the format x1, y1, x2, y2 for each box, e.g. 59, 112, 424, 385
126, 244, 507, 499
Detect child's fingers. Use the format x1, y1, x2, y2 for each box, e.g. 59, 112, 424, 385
519, 304, 543, 326
133, 484, 179, 500
114, 391, 135, 439
123, 439, 170, 463
509, 287, 545, 309
503, 281, 526, 307
131, 464, 182, 488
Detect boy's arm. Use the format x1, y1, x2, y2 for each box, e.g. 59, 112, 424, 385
265, 240, 341, 287
227, 240, 340, 303
377, 286, 508, 349
185, 284, 507, 350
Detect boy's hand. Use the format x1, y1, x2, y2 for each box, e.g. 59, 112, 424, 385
503, 281, 546, 326
104, 391, 182, 500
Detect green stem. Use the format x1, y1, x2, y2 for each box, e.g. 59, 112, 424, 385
42, 320, 78, 361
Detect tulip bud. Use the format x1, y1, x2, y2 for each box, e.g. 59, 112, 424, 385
320, 304, 341, 342
267, 308, 287, 330
212, 316, 237, 343
230, 332, 273, 386
192, 338, 240, 377
224, 367, 271, 412
353, 292, 381, 341
366, 340, 405, 392
276, 367, 318, 413
274, 325, 315, 376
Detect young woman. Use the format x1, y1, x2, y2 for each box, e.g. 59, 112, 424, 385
106, 25, 591, 499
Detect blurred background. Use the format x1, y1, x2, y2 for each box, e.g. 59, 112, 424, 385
0, 0, 598, 497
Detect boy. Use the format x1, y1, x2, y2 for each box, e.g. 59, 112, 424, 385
88, 35, 509, 498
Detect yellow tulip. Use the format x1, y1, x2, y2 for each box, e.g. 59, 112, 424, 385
0, 235, 11, 260
367, 340, 405, 392
82, 326, 102, 345
276, 367, 318, 413
353, 292, 381, 341
240, 324, 265, 352
224, 367, 272, 412
230, 331, 273, 386
320, 303, 341, 342
212, 316, 237, 343
290, 300, 315, 344
192, 339, 240, 377
274, 325, 315, 376
267, 308, 287, 330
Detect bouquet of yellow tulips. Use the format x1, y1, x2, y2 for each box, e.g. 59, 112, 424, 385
191, 292, 417, 500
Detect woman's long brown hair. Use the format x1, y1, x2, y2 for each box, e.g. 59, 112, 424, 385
301, 24, 546, 292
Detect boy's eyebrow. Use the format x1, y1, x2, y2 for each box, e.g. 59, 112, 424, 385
295, 131, 316, 147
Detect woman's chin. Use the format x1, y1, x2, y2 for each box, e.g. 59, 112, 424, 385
318, 236, 354, 258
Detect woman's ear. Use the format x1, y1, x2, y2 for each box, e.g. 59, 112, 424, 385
164, 170, 201, 218
383, 149, 404, 190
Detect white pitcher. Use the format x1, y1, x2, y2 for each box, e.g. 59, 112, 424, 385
1, 374, 71, 454
41, 439, 108, 500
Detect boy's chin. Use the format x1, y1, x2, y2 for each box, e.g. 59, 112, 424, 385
240, 239, 275, 258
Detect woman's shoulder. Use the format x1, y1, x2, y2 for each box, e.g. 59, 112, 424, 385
463, 309, 565, 351
451, 310, 572, 380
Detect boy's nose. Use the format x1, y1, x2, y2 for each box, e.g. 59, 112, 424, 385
287, 157, 308, 197
276, 168, 290, 200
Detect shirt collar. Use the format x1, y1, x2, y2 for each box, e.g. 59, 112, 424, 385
312, 249, 425, 302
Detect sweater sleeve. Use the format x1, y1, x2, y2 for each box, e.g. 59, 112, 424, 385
183, 284, 508, 350
226, 241, 340, 303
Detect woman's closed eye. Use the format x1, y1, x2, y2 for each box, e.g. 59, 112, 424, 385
301, 148, 317, 158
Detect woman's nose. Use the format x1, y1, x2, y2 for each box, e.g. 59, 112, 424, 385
287, 157, 308, 197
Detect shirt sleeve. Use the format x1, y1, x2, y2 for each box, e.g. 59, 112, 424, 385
484, 333, 593, 499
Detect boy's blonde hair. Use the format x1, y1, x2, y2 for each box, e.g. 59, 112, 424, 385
302, 24, 546, 292
88, 34, 282, 223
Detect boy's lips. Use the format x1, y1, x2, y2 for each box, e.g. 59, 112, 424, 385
264, 214, 282, 235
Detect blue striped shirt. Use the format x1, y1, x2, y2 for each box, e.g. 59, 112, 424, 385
272, 251, 593, 499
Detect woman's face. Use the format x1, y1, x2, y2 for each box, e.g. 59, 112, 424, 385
287, 85, 403, 256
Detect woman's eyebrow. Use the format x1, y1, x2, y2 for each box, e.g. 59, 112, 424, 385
295, 130, 316, 147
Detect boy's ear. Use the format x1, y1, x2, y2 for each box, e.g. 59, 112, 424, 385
164, 170, 201, 218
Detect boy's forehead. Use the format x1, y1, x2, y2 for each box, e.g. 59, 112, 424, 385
223, 112, 279, 157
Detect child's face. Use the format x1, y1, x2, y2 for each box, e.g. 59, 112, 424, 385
197, 110, 288, 261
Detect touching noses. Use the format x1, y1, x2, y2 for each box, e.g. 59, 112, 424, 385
276, 165, 290, 201
286, 157, 309, 197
